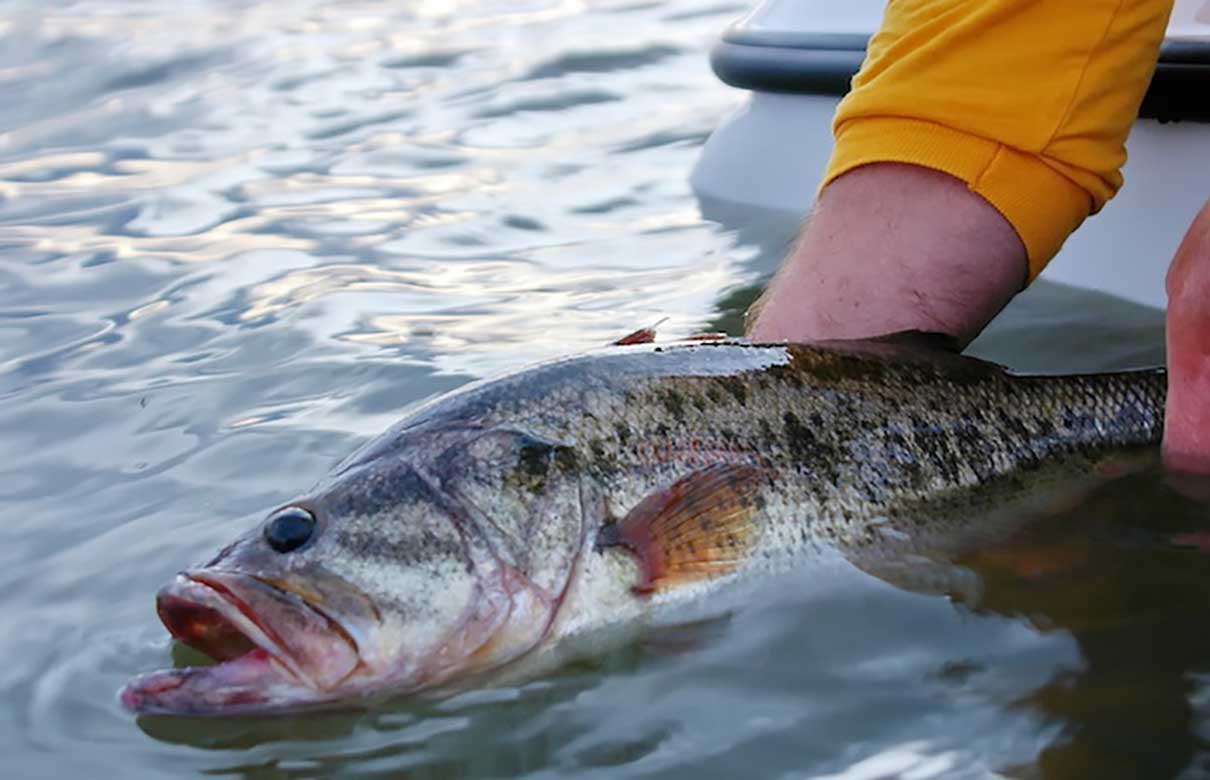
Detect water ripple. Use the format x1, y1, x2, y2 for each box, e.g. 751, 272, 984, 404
0, 1, 1187, 779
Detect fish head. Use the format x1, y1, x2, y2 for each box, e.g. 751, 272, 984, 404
122, 426, 586, 715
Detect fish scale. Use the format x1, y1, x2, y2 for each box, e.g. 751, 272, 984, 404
122, 337, 1166, 714
499, 341, 1163, 551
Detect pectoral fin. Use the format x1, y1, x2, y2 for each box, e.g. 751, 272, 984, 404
596, 463, 764, 594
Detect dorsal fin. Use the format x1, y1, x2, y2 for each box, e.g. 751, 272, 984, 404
867, 330, 962, 354
612, 327, 657, 346
610, 317, 669, 346
811, 329, 1007, 376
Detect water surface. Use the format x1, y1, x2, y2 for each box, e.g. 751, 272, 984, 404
1, 2, 1206, 778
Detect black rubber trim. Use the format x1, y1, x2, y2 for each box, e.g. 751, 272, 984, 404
711, 31, 1210, 123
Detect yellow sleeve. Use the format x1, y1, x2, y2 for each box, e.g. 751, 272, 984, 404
824, 0, 1174, 280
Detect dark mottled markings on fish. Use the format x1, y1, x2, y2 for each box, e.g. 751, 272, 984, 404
335, 524, 467, 569
660, 389, 686, 422
322, 463, 436, 525
321, 340, 1164, 575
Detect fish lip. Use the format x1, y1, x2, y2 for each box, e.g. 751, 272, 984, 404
158, 570, 360, 691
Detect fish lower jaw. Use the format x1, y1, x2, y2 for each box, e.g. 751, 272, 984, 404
122, 572, 374, 715
119, 648, 316, 715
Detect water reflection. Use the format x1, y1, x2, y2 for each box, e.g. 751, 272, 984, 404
0, 0, 1198, 778
135, 650, 650, 780
953, 470, 1210, 777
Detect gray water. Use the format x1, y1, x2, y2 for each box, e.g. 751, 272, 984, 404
3, 2, 1209, 778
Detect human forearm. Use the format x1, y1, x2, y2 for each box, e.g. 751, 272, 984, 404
746, 163, 1025, 346
826, 0, 1173, 280
746, 0, 1174, 346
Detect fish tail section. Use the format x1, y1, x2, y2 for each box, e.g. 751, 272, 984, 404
1018, 367, 1166, 451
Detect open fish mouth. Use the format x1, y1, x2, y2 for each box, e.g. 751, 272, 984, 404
120, 571, 363, 715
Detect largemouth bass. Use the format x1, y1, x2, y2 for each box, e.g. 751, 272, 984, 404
120, 336, 1165, 715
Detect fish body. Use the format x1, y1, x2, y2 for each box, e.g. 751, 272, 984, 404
121, 338, 1165, 714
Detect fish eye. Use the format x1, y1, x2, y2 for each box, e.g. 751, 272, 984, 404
264, 506, 316, 553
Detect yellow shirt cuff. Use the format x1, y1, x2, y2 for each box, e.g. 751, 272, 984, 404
823, 117, 1093, 281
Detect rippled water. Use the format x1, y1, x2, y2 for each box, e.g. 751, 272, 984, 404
3, 2, 1208, 778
